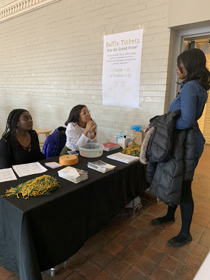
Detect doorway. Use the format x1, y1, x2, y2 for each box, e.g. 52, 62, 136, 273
170, 26, 210, 145
182, 37, 210, 144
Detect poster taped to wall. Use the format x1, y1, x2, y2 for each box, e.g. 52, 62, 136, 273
102, 29, 143, 108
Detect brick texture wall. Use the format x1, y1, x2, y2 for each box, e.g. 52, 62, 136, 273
203, 99, 210, 144
0, 0, 171, 143
198, 53, 210, 145
203, 54, 210, 144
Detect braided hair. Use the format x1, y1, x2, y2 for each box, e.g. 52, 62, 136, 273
2, 109, 28, 142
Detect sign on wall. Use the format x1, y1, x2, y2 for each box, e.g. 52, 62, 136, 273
102, 29, 143, 108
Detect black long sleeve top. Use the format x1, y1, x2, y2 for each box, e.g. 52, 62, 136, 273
0, 130, 45, 169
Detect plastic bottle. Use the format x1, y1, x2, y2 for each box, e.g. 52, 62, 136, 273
123, 135, 127, 149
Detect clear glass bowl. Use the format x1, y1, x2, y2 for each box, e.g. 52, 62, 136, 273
79, 143, 104, 158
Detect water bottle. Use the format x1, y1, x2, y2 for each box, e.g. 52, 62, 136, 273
123, 135, 127, 149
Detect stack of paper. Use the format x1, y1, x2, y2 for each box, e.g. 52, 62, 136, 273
45, 162, 62, 169
107, 152, 139, 164
58, 166, 88, 184
0, 168, 17, 182
12, 162, 47, 177
88, 160, 116, 173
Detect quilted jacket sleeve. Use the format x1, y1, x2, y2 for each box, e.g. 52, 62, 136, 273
146, 110, 181, 163
183, 127, 196, 181
146, 162, 158, 184
42, 138, 57, 159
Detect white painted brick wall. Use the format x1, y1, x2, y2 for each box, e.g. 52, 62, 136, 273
198, 105, 206, 133
198, 54, 210, 145
0, 0, 171, 144
203, 97, 210, 144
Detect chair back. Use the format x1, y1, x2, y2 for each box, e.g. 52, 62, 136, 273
42, 126, 66, 158
54, 126, 66, 156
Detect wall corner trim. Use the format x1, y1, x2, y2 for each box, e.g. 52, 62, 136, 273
0, 0, 60, 23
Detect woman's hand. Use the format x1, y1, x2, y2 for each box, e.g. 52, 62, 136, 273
144, 124, 151, 133
85, 120, 95, 131
90, 122, 97, 139
83, 120, 97, 137
91, 123, 97, 133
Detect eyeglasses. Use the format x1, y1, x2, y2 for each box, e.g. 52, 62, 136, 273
176, 62, 183, 67
80, 110, 91, 115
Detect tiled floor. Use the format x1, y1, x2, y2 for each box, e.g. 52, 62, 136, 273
1, 144, 210, 280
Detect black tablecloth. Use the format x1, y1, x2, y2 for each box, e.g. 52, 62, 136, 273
0, 150, 148, 280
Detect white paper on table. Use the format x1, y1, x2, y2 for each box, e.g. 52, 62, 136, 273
107, 152, 139, 164
12, 162, 47, 177
0, 168, 17, 182
45, 162, 62, 169
58, 167, 80, 178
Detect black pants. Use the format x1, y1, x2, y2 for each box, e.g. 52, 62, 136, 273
180, 181, 194, 236
168, 181, 194, 236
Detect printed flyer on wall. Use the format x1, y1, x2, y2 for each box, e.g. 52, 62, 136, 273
102, 29, 143, 108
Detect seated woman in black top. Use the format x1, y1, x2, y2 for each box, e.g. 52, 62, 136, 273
0, 109, 45, 169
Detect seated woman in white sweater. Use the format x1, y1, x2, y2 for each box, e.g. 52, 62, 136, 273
60, 105, 97, 154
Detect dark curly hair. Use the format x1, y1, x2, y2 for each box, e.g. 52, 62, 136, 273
2, 109, 28, 141
65, 104, 87, 126
177, 48, 210, 90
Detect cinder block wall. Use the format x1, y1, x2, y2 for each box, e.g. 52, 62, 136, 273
198, 54, 210, 144
203, 98, 210, 144
0, 0, 171, 143
203, 54, 210, 144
